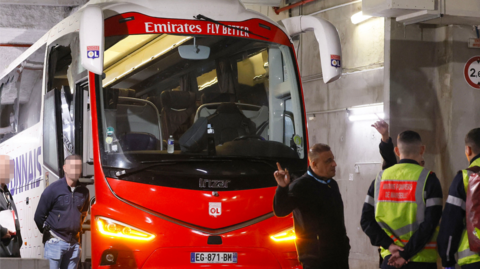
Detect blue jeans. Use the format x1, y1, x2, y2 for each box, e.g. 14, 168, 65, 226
44, 238, 81, 269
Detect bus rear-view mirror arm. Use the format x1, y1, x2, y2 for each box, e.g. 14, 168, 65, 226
80, 6, 104, 75
282, 16, 342, 84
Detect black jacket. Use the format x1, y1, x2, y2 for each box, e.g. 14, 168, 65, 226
34, 178, 89, 243
273, 167, 350, 265
0, 184, 22, 257
438, 154, 480, 267
360, 139, 443, 261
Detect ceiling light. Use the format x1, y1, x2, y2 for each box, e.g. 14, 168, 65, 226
351, 11, 372, 25
348, 103, 384, 122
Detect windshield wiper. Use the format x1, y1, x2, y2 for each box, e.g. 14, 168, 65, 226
113, 156, 286, 178
114, 158, 233, 178
194, 14, 269, 40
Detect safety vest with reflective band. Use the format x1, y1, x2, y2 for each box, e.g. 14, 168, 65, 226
455, 158, 480, 266
374, 163, 440, 262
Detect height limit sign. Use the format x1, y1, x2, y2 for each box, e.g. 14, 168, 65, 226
464, 56, 480, 89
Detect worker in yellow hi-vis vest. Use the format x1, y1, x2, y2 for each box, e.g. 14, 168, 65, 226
438, 128, 480, 269
361, 130, 443, 269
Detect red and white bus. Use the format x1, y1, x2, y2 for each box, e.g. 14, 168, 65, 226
0, 0, 342, 268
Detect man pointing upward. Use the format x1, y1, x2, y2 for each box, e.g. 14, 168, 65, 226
273, 143, 350, 269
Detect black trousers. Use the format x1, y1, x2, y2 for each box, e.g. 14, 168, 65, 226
463, 262, 480, 269
381, 255, 436, 269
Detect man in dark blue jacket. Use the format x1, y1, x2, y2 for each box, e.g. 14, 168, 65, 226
273, 143, 350, 269
438, 128, 480, 269
34, 154, 89, 269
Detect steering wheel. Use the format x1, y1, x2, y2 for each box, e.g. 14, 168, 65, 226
233, 135, 265, 141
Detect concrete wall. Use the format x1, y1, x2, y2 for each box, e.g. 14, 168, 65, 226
290, 1, 386, 268
0, 2, 87, 70
386, 20, 480, 201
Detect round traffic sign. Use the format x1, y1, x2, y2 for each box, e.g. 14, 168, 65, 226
464, 56, 480, 89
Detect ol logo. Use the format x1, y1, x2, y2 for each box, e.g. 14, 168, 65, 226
87, 46, 100, 59
331, 54, 341, 68
209, 202, 221, 217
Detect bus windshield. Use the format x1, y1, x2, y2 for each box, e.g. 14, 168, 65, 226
98, 34, 306, 169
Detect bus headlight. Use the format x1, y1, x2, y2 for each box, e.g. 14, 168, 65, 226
96, 217, 155, 241
270, 228, 296, 242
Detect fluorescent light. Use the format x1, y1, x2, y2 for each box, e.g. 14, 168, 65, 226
351, 11, 372, 25
349, 112, 385, 122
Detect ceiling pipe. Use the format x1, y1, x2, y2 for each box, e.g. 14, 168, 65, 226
273, 0, 315, 14
0, 44, 32, 47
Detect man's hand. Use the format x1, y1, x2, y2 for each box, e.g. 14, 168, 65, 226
386, 243, 404, 264
388, 243, 404, 256
372, 120, 390, 143
274, 163, 290, 188
389, 257, 407, 268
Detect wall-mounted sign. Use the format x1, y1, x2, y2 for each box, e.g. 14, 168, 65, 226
469, 38, 480, 49
464, 56, 480, 89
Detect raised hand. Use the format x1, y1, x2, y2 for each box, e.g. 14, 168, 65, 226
372, 119, 390, 142
274, 162, 291, 188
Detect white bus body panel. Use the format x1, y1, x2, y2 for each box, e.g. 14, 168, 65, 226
0, 123, 45, 258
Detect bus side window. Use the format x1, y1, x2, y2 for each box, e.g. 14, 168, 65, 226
43, 89, 64, 178
0, 45, 45, 142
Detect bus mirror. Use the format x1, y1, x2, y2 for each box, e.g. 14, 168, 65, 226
178, 45, 210, 60
80, 6, 104, 75
282, 16, 342, 84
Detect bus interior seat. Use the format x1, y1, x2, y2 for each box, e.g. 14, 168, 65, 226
195, 104, 268, 138
115, 96, 162, 151
207, 103, 256, 146
146, 96, 163, 115
160, 90, 196, 145
195, 92, 239, 121
118, 132, 158, 151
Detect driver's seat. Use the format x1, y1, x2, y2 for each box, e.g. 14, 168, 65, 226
207, 103, 256, 145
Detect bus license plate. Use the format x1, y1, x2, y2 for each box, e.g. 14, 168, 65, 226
190, 252, 237, 263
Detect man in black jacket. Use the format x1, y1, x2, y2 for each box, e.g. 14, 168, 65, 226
438, 128, 480, 269
361, 131, 443, 269
0, 155, 22, 257
273, 143, 350, 269
34, 154, 89, 269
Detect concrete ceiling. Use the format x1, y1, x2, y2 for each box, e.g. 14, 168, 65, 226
0, 0, 86, 6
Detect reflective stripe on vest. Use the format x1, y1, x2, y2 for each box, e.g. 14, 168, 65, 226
457, 158, 480, 266
374, 163, 438, 263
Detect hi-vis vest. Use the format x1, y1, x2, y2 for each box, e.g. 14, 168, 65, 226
456, 158, 480, 266
374, 163, 440, 262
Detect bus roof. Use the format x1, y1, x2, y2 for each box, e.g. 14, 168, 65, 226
0, 0, 288, 81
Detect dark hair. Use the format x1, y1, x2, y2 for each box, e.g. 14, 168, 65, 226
308, 143, 331, 161
398, 130, 422, 144
64, 154, 82, 165
466, 128, 480, 155
397, 130, 422, 156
